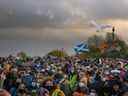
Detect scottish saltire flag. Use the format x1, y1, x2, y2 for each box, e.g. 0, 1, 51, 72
74, 41, 89, 53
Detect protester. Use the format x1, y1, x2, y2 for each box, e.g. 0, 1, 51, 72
0, 89, 11, 96
0, 53, 127, 96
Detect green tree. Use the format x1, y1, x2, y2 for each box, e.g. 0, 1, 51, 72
47, 49, 68, 58
18, 51, 28, 61
86, 32, 128, 59
88, 35, 104, 47
88, 46, 101, 58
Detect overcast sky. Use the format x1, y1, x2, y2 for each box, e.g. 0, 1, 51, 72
0, 0, 128, 56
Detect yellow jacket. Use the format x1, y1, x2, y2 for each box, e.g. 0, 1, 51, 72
51, 88, 65, 96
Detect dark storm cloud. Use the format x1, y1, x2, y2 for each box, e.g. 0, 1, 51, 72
0, 0, 128, 28
0, 0, 128, 56
0, 0, 78, 28
86, 0, 128, 20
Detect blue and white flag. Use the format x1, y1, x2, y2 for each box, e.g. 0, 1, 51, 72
74, 41, 89, 53
90, 20, 112, 32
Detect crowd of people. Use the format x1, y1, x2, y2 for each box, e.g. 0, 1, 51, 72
0, 53, 128, 96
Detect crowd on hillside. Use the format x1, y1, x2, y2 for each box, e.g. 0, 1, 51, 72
0, 54, 128, 96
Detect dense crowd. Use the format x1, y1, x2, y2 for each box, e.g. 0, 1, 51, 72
0, 54, 128, 96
